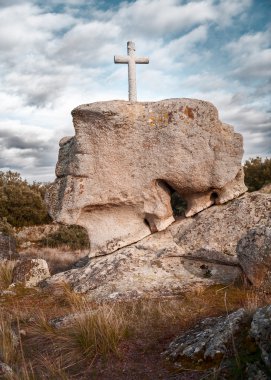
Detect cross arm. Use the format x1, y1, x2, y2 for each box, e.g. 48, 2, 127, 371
114, 55, 130, 64
135, 57, 149, 64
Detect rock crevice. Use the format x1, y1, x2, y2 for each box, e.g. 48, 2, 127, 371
45, 192, 270, 299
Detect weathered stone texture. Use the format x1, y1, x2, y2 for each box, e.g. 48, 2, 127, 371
45, 192, 270, 299
47, 99, 246, 256
12, 258, 50, 287
237, 226, 271, 290
164, 308, 247, 362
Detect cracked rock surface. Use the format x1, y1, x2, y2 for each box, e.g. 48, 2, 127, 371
45, 192, 270, 299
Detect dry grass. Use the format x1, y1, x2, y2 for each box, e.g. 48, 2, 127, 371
26, 301, 128, 374
0, 260, 16, 290
18, 247, 88, 274
0, 315, 18, 365
0, 284, 270, 379
58, 304, 128, 366
58, 282, 87, 310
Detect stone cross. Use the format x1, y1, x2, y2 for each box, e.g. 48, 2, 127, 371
114, 41, 149, 102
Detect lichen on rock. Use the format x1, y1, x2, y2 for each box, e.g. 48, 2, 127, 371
237, 225, 271, 290
45, 192, 270, 299
12, 258, 50, 287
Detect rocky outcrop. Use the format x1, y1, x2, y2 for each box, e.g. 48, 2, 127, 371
45, 192, 270, 299
12, 258, 50, 287
164, 308, 247, 362
47, 99, 247, 257
0, 232, 18, 261
237, 226, 271, 290
164, 305, 271, 378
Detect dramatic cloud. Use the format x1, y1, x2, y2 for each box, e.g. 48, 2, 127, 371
0, 0, 270, 181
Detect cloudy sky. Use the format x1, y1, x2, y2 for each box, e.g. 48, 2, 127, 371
0, 0, 270, 182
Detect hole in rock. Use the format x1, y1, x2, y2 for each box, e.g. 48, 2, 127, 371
210, 191, 219, 202
144, 218, 151, 228
156, 180, 187, 217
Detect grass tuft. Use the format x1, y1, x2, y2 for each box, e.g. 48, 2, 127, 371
0, 315, 18, 365
63, 304, 128, 361
0, 261, 16, 290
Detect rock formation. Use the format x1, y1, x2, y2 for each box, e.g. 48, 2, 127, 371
47, 98, 247, 256
164, 308, 247, 362
164, 305, 271, 378
46, 192, 270, 299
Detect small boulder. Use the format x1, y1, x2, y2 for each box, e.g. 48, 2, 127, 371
237, 226, 271, 290
164, 308, 247, 363
12, 258, 50, 287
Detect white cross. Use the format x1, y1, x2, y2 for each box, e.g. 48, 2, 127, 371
114, 41, 149, 102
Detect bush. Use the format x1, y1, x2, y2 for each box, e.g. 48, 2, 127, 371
0, 217, 14, 236
0, 171, 51, 227
244, 157, 271, 192
39, 225, 90, 250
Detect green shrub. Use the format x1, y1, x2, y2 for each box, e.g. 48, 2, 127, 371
244, 157, 271, 192
0, 171, 51, 227
0, 217, 14, 236
39, 225, 90, 250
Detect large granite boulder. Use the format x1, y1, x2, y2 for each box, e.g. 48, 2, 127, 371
47, 99, 247, 257
45, 192, 270, 299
